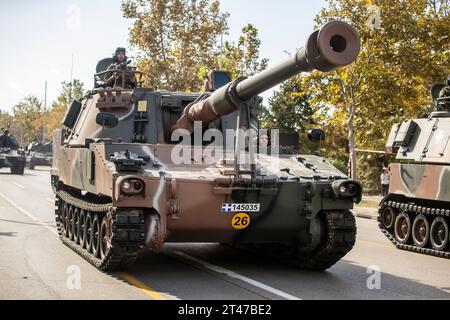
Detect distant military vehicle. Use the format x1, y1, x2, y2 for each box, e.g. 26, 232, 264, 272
27, 141, 52, 170
379, 79, 450, 258
51, 21, 363, 271
0, 127, 26, 175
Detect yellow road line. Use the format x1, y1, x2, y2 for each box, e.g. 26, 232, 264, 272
0, 191, 171, 301
116, 272, 171, 300
357, 239, 396, 250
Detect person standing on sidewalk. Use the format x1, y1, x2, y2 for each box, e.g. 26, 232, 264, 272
381, 169, 390, 197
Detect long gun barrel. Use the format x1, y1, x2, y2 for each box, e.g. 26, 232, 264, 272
175, 20, 360, 133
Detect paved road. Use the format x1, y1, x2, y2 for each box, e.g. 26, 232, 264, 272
1, 168, 449, 300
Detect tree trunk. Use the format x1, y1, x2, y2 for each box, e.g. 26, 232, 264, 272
348, 85, 357, 180
337, 76, 357, 180
348, 102, 357, 180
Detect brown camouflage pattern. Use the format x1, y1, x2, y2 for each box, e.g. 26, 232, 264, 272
389, 163, 450, 202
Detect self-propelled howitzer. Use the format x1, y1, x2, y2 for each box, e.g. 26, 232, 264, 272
379, 79, 450, 258
0, 128, 26, 175
52, 20, 363, 272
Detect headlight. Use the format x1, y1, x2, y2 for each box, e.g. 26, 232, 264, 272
133, 181, 143, 192
121, 179, 145, 195
332, 180, 362, 203
122, 181, 131, 190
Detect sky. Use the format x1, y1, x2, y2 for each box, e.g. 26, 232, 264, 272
0, 0, 326, 113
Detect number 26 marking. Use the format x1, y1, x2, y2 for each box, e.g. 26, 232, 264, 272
232, 213, 251, 230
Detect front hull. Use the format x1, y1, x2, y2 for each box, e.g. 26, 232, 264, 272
52, 139, 356, 245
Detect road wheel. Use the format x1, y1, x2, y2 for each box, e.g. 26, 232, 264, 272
85, 213, 93, 253
295, 211, 356, 271
381, 207, 396, 230
430, 217, 449, 251
100, 215, 112, 259
91, 214, 101, 258
61, 203, 69, 237
412, 214, 430, 248
68, 205, 74, 241
10, 163, 25, 175
63, 204, 70, 238
78, 210, 86, 249
73, 208, 80, 244
394, 212, 411, 244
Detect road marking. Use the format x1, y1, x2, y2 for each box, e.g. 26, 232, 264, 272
171, 250, 302, 300
117, 272, 173, 300
0, 191, 171, 301
0, 192, 58, 236
46, 198, 54, 204
357, 239, 396, 250
13, 182, 25, 189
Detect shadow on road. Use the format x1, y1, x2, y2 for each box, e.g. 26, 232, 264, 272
109, 243, 450, 300
28, 167, 51, 172
0, 232, 17, 237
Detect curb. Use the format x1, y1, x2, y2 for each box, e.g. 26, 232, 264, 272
355, 213, 378, 221
353, 207, 379, 221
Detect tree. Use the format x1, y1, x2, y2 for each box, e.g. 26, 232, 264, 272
220, 24, 269, 78
265, 0, 449, 191
261, 77, 318, 153
197, 23, 269, 88
42, 80, 85, 140
0, 110, 13, 130
122, 0, 229, 92
12, 96, 43, 145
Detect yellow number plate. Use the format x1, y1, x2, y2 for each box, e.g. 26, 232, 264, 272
232, 213, 251, 230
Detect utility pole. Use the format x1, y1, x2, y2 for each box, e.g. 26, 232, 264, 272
69, 53, 74, 101
20, 125, 23, 147
42, 81, 47, 142
218, 20, 225, 70
219, 31, 224, 69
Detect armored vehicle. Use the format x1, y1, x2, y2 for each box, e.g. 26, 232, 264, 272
0, 127, 26, 175
379, 80, 450, 258
51, 21, 363, 271
27, 141, 53, 170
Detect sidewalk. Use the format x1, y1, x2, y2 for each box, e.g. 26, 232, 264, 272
363, 195, 383, 203
352, 195, 382, 221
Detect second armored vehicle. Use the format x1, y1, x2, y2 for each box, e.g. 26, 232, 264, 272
52, 21, 363, 271
0, 127, 26, 175
27, 141, 52, 170
379, 79, 450, 258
